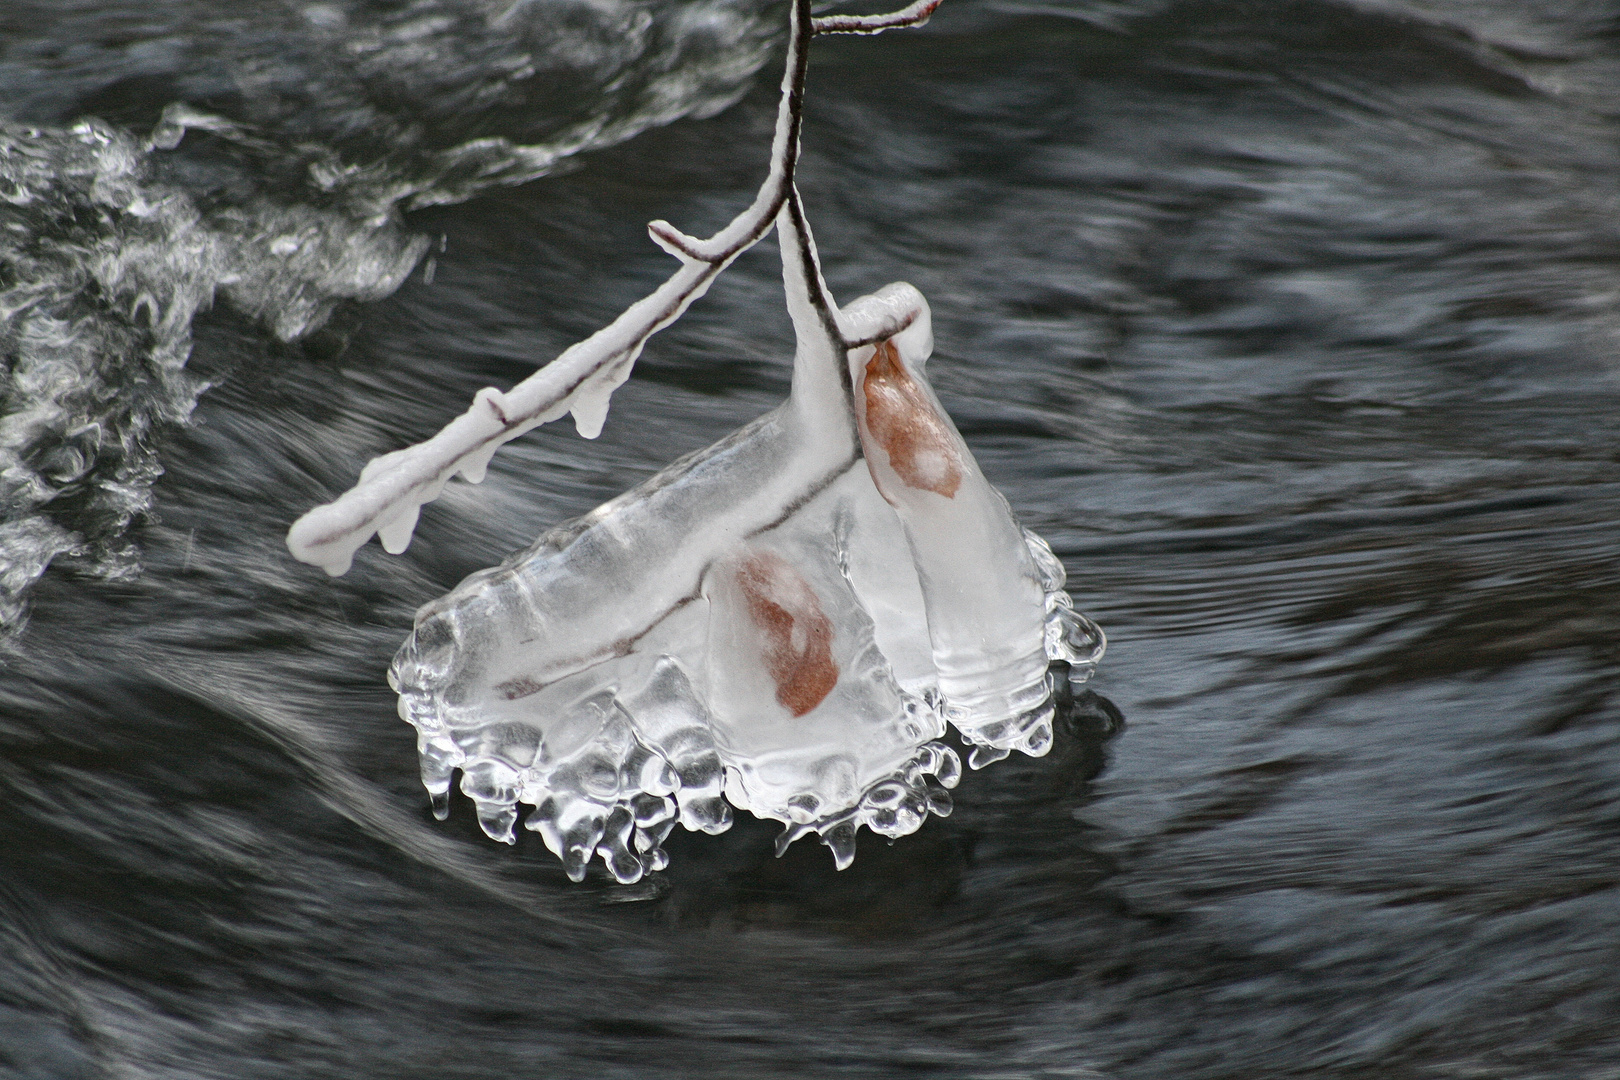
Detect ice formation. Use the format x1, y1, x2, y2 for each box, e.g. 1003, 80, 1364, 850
288, 0, 1104, 881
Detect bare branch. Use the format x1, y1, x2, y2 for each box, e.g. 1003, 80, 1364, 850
812, 0, 941, 36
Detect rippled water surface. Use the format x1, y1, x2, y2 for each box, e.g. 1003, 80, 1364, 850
3, 1, 1619, 1077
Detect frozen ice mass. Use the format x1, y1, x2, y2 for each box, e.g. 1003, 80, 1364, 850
288, 0, 1103, 882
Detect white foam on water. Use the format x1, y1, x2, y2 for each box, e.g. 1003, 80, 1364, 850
0, 0, 780, 628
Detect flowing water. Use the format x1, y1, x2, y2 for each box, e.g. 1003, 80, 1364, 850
2, 0, 1618, 1076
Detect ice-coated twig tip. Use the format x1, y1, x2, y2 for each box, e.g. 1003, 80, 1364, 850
813, 0, 941, 35
647, 220, 705, 262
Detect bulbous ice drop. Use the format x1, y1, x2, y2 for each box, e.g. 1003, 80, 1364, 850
461, 758, 521, 844
821, 821, 859, 871
850, 322, 1057, 764
1022, 525, 1107, 683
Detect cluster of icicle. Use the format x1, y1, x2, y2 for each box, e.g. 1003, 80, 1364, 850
287, 0, 1104, 882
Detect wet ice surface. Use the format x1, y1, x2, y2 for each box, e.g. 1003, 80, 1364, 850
4, 0, 1620, 1078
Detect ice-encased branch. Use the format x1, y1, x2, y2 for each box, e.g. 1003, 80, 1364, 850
286, 0, 941, 577
812, 0, 941, 36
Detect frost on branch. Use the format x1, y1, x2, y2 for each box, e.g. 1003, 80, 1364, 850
289, 0, 1104, 881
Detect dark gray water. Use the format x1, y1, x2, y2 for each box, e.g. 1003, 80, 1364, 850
3, 1, 1618, 1076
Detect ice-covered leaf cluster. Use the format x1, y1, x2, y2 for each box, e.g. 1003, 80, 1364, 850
289, 0, 1105, 880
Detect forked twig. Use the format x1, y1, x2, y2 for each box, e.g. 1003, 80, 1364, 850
286, 0, 941, 577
